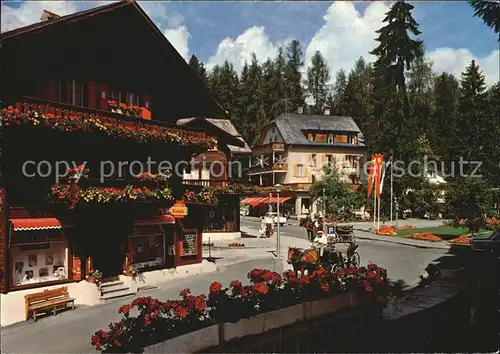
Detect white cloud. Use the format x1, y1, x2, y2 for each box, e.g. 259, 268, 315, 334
303, 2, 390, 82
206, 26, 279, 72
164, 25, 191, 61
428, 48, 499, 86
1, 1, 79, 32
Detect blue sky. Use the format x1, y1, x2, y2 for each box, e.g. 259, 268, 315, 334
2, 1, 499, 84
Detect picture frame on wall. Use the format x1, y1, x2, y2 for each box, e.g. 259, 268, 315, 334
15, 262, 24, 274
45, 253, 54, 265
39, 267, 49, 277
25, 270, 33, 280
28, 254, 37, 267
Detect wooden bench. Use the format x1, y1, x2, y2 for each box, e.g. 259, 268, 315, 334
25, 286, 75, 321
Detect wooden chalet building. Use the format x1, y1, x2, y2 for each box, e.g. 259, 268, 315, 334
178, 118, 252, 241
0, 1, 243, 325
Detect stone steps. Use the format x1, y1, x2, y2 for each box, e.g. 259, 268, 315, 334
100, 280, 135, 301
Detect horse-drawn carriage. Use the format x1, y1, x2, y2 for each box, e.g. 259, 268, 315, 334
288, 223, 360, 274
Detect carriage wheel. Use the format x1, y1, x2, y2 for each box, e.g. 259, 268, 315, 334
331, 263, 341, 274
350, 252, 361, 267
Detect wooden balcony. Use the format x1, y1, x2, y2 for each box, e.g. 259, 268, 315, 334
182, 179, 253, 188
3, 97, 216, 148
248, 163, 288, 175
252, 142, 285, 156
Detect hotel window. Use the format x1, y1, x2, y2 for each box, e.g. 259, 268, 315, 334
326, 154, 333, 166
297, 164, 304, 177
311, 154, 317, 167
59, 79, 86, 107
328, 134, 334, 144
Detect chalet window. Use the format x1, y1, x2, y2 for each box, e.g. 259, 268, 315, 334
311, 154, 317, 167
328, 134, 334, 144
326, 154, 333, 166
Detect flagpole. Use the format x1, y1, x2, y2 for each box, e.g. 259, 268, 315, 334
373, 181, 376, 232
377, 193, 381, 230
390, 157, 393, 225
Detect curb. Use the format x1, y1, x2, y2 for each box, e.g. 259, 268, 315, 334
356, 234, 451, 250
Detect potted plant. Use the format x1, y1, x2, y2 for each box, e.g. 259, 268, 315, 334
88, 270, 103, 286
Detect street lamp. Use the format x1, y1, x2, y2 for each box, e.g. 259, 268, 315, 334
274, 184, 282, 258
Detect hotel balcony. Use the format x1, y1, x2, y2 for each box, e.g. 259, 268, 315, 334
182, 179, 253, 188
251, 142, 285, 156
248, 163, 288, 175
283, 183, 313, 191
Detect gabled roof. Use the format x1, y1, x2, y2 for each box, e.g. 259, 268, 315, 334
1, 0, 228, 118
178, 117, 252, 154
266, 113, 366, 147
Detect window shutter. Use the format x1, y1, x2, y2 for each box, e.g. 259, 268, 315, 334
88, 82, 97, 109
304, 167, 309, 177
293, 165, 299, 177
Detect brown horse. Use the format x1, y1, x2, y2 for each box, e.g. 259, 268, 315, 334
287, 247, 321, 274
299, 218, 316, 241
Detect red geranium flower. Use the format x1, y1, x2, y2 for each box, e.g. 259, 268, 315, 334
174, 306, 188, 318
253, 282, 269, 295
209, 281, 223, 293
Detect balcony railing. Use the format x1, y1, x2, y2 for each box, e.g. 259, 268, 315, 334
252, 142, 285, 155
248, 163, 288, 175
182, 179, 253, 188
2, 97, 217, 149
283, 183, 313, 191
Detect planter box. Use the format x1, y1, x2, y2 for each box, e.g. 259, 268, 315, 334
305, 293, 352, 319
143, 324, 219, 353
439, 267, 464, 280
263, 303, 304, 332
221, 313, 265, 342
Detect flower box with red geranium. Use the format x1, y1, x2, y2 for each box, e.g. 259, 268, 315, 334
91, 264, 390, 353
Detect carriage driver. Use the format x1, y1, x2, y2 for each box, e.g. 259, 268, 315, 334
313, 230, 328, 257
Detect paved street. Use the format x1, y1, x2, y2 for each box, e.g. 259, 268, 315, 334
240, 218, 448, 289
0, 258, 287, 354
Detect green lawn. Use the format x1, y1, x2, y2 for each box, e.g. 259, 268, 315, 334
396, 226, 490, 240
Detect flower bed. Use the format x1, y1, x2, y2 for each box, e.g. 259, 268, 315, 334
107, 100, 142, 117
228, 242, 245, 247
406, 232, 442, 242
448, 235, 470, 245
49, 184, 173, 206
1, 104, 216, 149
398, 224, 416, 230
91, 264, 388, 352
374, 225, 396, 236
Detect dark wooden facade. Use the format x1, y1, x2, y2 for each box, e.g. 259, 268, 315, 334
0, 1, 225, 293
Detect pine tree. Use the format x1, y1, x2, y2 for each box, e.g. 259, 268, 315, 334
370, 1, 423, 157
330, 70, 347, 115
305, 51, 330, 114
285, 40, 304, 110
468, 0, 500, 37
457, 60, 488, 171
431, 72, 460, 164
188, 54, 208, 85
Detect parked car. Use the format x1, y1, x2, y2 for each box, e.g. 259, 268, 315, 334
266, 212, 286, 226
470, 230, 500, 254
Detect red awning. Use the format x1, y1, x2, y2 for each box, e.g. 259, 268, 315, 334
10, 218, 68, 231
248, 197, 269, 206
240, 197, 251, 205
134, 214, 176, 225
278, 196, 292, 203
262, 197, 291, 204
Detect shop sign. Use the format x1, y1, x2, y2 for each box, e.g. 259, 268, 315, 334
181, 231, 197, 256
169, 201, 188, 218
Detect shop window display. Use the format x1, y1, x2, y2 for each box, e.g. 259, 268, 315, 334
130, 225, 165, 269
11, 230, 69, 286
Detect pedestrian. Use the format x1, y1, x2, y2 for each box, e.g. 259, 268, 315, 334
259, 216, 266, 238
